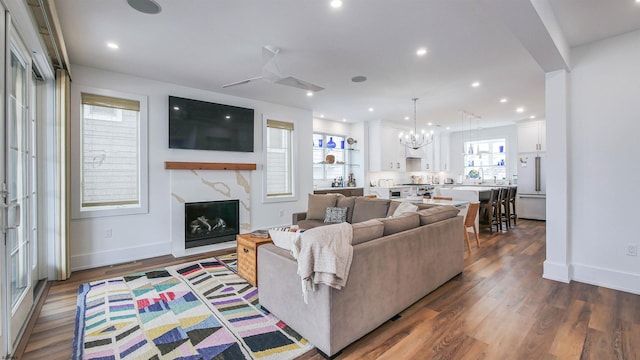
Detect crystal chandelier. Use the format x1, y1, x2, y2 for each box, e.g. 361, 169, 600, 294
399, 98, 433, 150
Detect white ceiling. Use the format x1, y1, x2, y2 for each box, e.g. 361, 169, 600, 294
54, 0, 640, 132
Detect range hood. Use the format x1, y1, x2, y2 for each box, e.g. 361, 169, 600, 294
406, 158, 422, 172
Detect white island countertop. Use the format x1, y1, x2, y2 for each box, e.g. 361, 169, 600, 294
391, 197, 469, 208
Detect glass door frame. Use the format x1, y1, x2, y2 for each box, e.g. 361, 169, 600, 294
5, 19, 34, 353
0, 5, 6, 359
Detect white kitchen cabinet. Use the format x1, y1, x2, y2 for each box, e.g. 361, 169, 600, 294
369, 121, 406, 172
517, 120, 546, 152
423, 142, 434, 171
437, 133, 450, 171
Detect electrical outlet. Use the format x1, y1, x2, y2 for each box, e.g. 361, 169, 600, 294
105, 228, 112, 238
627, 243, 638, 257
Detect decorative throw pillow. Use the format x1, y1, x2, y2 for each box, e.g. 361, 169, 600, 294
324, 206, 348, 224
392, 201, 419, 217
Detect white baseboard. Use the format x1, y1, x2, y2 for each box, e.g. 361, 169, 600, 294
543, 260, 571, 283
571, 264, 640, 295
71, 241, 172, 271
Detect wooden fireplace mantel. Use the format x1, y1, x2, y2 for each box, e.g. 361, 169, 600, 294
164, 161, 257, 171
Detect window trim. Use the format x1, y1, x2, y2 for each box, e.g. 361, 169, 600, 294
262, 115, 298, 204
70, 85, 148, 219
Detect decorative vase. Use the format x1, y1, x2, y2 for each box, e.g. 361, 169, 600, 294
318, 139, 323, 147
326, 137, 336, 148
468, 143, 474, 154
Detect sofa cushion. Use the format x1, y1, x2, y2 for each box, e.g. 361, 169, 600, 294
297, 219, 327, 230
307, 193, 338, 220
351, 219, 384, 245
324, 207, 348, 224
415, 203, 436, 211
379, 212, 420, 236
386, 201, 400, 217
352, 198, 391, 223
418, 205, 460, 225
336, 195, 356, 223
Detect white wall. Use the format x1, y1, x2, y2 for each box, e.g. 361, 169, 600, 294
69, 65, 313, 270
567, 29, 640, 293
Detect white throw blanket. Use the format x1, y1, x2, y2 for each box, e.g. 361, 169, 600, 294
291, 222, 353, 303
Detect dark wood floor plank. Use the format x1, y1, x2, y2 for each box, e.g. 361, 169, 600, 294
17, 220, 640, 360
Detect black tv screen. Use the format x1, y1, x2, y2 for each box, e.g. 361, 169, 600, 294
169, 96, 254, 152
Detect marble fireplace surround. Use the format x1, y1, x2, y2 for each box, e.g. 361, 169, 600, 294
167, 162, 256, 257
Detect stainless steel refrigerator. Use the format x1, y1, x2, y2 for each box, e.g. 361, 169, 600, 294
516, 152, 546, 220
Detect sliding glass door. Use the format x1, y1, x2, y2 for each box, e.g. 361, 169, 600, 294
3, 20, 36, 354
0, 5, 6, 358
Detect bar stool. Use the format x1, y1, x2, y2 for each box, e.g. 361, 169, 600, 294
479, 188, 499, 233
497, 187, 509, 231
507, 186, 517, 227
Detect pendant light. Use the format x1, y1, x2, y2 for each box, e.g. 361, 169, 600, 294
399, 98, 433, 150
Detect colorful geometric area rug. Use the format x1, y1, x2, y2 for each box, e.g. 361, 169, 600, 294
73, 255, 311, 359
216, 252, 238, 273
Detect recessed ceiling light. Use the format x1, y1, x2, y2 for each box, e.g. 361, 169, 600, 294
351, 75, 367, 82
330, 0, 343, 8
530, 115, 536, 119
416, 48, 428, 56
320, 114, 325, 118
225, 115, 231, 119
404, 116, 410, 120
368, 107, 374, 112
306, 91, 313, 97
173, 106, 180, 111
500, 98, 508, 103
428, 122, 432, 126
446, 127, 451, 130
127, 0, 162, 14
471, 81, 480, 88
516, 107, 525, 113
107, 42, 119, 49
342, 118, 346, 122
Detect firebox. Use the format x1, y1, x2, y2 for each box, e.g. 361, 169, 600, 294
184, 200, 239, 248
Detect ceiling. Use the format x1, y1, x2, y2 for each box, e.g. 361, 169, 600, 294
53, 0, 640, 132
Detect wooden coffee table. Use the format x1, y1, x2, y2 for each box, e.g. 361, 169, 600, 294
236, 233, 273, 287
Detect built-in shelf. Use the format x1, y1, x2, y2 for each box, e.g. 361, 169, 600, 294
164, 161, 257, 171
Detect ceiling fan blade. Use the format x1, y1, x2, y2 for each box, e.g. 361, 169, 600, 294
275, 76, 324, 92
222, 76, 263, 88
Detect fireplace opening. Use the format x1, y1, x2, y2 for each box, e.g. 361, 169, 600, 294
185, 200, 239, 248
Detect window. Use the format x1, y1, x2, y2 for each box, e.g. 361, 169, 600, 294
71, 86, 148, 218
463, 138, 507, 182
265, 118, 295, 201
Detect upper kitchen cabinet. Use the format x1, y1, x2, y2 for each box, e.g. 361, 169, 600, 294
438, 133, 450, 171
369, 121, 406, 172
517, 120, 546, 153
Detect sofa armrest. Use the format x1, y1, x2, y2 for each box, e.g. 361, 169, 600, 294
292, 212, 307, 225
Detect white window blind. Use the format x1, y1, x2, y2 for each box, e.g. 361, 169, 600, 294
81, 93, 140, 208
266, 119, 293, 197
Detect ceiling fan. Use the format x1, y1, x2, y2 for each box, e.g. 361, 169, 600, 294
222, 46, 324, 92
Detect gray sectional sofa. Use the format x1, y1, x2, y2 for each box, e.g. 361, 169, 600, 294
257, 194, 464, 357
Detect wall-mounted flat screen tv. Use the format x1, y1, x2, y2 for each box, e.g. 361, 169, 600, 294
169, 96, 254, 152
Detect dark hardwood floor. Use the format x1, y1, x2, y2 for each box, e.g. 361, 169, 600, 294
19, 220, 640, 359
